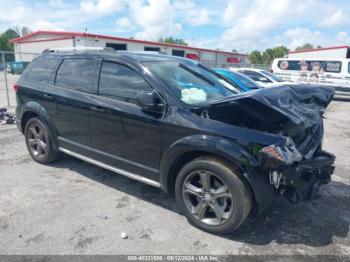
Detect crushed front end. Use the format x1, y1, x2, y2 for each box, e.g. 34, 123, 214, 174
202, 84, 336, 204
258, 137, 335, 203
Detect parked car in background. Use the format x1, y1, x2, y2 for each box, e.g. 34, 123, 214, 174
213, 68, 262, 92
6, 61, 30, 75
271, 58, 350, 87
232, 68, 295, 87
16, 50, 335, 234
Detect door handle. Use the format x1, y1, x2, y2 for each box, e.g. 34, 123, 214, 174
90, 106, 105, 113
43, 94, 54, 100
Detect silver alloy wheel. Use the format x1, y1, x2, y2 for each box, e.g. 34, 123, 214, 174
182, 170, 234, 226
27, 123, 48, 158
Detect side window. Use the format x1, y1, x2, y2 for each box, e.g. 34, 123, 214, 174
348, 62, 350, 74
25, 56, 60, 83
244, 71, 268, 82
278, 60, 342, 73
99, 61, 150, 102
278, 60, 300, 71
55, 58, 97, 93
323, 61, 341, 73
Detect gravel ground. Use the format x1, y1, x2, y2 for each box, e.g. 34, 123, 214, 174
0, 101, 349, 255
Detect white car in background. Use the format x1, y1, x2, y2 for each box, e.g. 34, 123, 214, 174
231, 67, 296, 87
271, 58, 350, 87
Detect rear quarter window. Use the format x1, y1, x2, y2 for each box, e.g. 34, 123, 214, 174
24, 56, 60, 83
55, 58, 97, 93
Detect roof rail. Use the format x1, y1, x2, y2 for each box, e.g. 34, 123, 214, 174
119, 51, 163, 54
42, 47, 116, 53
117, 51, 169, 56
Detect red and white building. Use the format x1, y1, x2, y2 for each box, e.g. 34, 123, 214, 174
10, 31, 248, 67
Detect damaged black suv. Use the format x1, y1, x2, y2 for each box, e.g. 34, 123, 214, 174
15, 50, 335, 234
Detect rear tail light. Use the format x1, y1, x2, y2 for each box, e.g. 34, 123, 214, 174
13, 83, 19, 93
270, 68, 274, 74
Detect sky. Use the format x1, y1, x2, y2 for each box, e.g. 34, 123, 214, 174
0, 0, 350, 53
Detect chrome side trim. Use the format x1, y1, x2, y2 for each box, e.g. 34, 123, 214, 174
58, 147, 161, 188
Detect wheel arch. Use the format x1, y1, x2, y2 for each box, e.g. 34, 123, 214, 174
20, 101, 59, 151
159, 134, 274, 213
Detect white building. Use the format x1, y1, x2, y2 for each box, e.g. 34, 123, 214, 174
10, 30, 248, 67
288, 45, 350, 59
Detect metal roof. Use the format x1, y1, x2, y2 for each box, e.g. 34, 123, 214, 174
10, 30, 247, 57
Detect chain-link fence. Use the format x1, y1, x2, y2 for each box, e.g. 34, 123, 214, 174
0, 51, 39, 108
0, 50, 271, 107
199, 61, 270, 70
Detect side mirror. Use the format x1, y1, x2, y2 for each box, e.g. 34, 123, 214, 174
136, 90, 164, 114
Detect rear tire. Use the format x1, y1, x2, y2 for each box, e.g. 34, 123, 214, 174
24, 117, 60, 164
175, 156, 252, 234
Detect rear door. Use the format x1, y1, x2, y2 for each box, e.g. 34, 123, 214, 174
52, 56, 99, 152
89, 60, 163, 180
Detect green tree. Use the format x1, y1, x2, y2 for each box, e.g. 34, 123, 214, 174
0, 28, 19, 51
0, 34, 13, 51
248, 50, 263, 64
249, 46, 288, 65
295, 43, 314, 51
4, 28, 19, 39
262, 46, 288, 64
160, 36, 188, 46
0, 28, 20, 62
232, 48, 238, 53
175, 38, 188, 46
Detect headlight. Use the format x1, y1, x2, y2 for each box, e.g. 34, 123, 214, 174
259, 138, 302, 168
261, 145, 284, 161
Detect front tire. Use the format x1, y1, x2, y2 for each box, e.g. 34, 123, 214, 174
175, 157, 252, 234
24, 117, 60, 164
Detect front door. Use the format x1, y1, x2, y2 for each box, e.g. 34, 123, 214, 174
89, 61, 163, 181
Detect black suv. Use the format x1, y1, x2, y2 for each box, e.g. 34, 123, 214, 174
15, 50, 335, 234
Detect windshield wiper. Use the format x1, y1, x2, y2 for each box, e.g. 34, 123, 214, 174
179, 63, 215, 86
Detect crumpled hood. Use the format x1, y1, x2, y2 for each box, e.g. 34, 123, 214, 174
248, 84, 335, 127
205, 84, 335, 128
202, 84, 335, 157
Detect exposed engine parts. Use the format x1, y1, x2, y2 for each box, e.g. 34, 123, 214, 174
269, 170, 282, 189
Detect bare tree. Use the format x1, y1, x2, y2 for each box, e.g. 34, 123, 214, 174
21, 26, 32, 36
11, 26, 32, 37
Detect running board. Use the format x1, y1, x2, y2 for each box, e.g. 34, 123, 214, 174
59, 147, 161, 188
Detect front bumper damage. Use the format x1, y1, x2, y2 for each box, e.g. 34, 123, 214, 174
277, 150, 335, 203
258, 141, 335, 204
